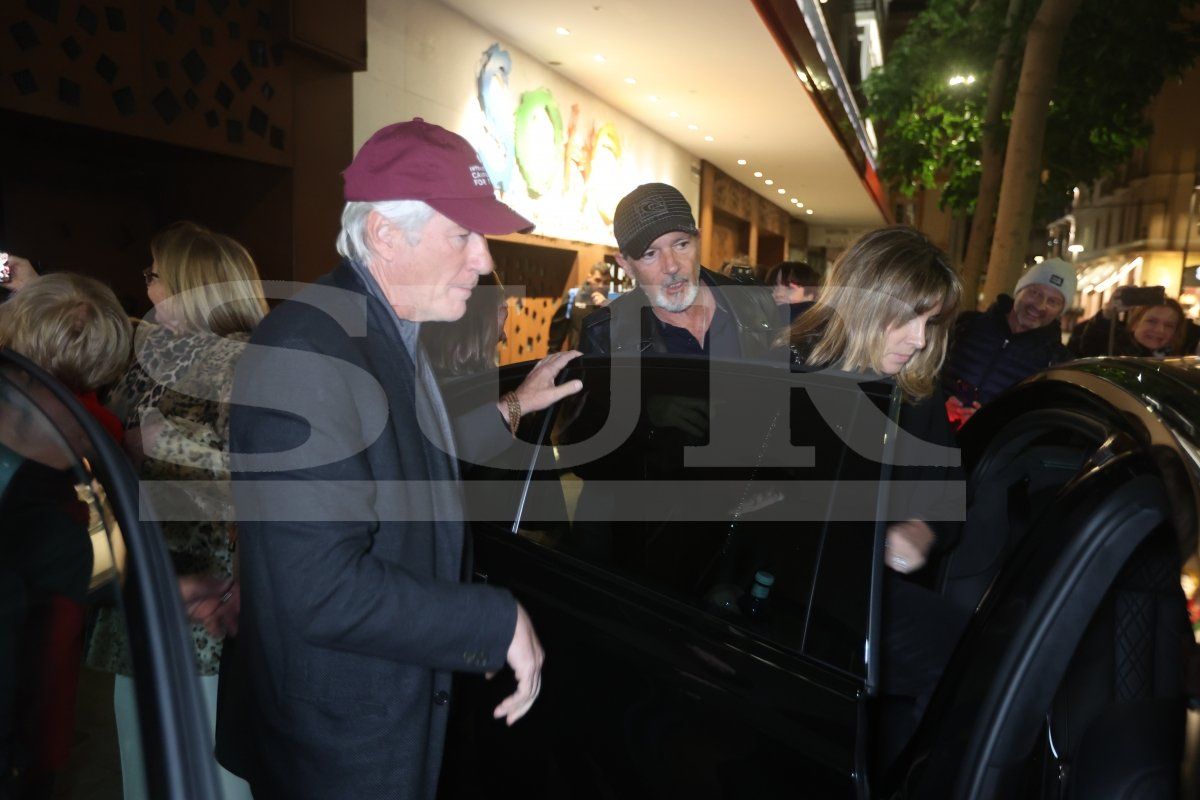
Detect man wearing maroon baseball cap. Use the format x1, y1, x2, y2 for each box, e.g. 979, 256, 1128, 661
218, 119, 581, 799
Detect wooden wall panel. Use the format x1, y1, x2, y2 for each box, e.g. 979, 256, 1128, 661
0, 0, 293, 166
488, 238, 577, 363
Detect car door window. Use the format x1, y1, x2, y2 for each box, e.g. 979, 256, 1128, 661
515, 357, 890, 677
0, 355, 216, 798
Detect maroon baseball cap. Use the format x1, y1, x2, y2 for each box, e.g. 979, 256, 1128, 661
342, 118, 533, 235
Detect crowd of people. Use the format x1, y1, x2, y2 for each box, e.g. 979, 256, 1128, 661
1, 115, 1197, 798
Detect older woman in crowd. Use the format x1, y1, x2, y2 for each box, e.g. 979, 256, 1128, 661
0, 273, 130, 797
86, 221, 265, 800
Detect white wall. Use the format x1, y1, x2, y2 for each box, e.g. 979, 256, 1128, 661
354, 0, 699, 249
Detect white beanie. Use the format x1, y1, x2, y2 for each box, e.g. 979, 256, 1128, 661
1014, 258, 1077, 305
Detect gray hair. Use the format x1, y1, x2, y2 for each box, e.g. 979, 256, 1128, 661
335, 200, 436, 266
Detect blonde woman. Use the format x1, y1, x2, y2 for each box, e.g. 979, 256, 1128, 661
86, 221, 265, 800
787, 225, 967, 766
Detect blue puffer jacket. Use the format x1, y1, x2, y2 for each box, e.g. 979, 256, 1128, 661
941, 294, 1070, 406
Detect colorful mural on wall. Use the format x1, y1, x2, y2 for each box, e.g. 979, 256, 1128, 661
464, 43, 626, 246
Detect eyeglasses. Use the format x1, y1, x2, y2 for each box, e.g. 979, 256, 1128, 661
142, 267, 159, 286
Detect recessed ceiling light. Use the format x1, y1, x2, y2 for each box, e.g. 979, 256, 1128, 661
737, 159, 747, 166
777, 188, 786, 194
704, 135, 714, 142
790, 197, 798, 203
624, 77, 636, 85
797, 202, 804, 208
593, 54, 606, 63
555, 26, 571, 36
806, 209, 814, 215
668, 111, 679, 118
648, 95, 660, 102
753, 171, 763, 178
687, 123, 699, 131
764, 179, 774, 185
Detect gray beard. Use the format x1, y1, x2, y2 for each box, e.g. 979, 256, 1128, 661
650, 279, 700, 313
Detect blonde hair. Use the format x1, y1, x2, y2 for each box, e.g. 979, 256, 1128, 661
150, 221, 268, 335
1127, 298, 1186, 354
0, 272, 132, 392
787, 226, 961, 401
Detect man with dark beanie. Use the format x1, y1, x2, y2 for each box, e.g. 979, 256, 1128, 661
942, 258, 1075, 429
579, 182, 778, 357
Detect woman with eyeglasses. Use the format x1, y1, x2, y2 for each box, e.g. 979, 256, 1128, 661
87, 221, 265, 800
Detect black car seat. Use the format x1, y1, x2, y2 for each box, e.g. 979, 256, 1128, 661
1048, 533, 1188, 799
938, 445, 1088, 615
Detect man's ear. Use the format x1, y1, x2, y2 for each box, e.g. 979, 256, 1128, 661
364, 210, 398, 263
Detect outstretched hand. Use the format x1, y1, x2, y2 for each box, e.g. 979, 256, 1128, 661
490, 602, 544, 726
507, 350, 584, 417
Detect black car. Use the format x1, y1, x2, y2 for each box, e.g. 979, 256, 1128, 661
3, 348, 1197, 799
443, 354, 1200, 800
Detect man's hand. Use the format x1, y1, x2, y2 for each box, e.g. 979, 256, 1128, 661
491, 602, 544, 726
885, 520, 937, 574
945, 396, 981, 428
503, 350, 584, 418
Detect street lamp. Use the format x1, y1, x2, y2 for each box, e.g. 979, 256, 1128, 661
948, 74, 977, 87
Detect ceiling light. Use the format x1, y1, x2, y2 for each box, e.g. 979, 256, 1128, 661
790, 198, 799, 204
648, 95, 659, 102
764, 179, 774, 185
624, 77, 636, 85
704, 135, 714, 142
669, 111, 679, 118
753, 171, 763, 178
797, 202, 804, 208
1034, 256, 1045, 263
1068, 244, 1085, 254
555, 26, 571, 36
777, 188, 786, 194
805, 209, 814, 215
593, 54, 606, 63
687, 123, 699, 131
737, 159, 747, 166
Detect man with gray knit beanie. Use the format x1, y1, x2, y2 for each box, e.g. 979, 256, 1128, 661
942, 258, 1076, 428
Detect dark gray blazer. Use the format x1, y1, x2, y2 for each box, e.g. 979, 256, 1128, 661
216, 263, 516, 799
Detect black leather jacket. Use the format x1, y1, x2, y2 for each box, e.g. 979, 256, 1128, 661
579, 267, 780, 357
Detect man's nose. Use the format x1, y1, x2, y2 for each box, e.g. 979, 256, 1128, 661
659, 247, 681, 274
469, 234, 494, 275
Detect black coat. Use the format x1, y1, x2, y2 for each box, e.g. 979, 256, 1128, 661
579, 267, 780, 357
217, 263, 516, 800
941, 295, 1070, 406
